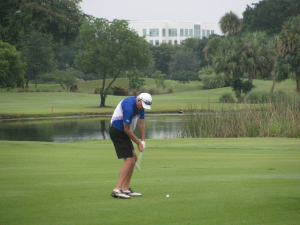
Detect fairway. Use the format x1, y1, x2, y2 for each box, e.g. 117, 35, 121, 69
1, 138, 300, 225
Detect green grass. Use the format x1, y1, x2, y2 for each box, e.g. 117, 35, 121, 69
0, 79, 296, 118
1, 138, 300, 225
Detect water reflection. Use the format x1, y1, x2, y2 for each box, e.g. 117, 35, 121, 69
0, 116, 183, 142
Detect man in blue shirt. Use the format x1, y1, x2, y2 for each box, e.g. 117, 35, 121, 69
109, 93, 152, 199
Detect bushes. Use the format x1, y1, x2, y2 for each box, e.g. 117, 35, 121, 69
199, 66, 226, 89
219, 93, 235, 103
243, 92, 271, 103
94, 86, 125, 96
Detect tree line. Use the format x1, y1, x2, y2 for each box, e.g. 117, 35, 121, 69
0, 0, 300, 106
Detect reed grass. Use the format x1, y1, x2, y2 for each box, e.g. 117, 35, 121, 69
182, 93, 300, 138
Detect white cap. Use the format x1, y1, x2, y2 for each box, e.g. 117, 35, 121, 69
138, 93, 152, 110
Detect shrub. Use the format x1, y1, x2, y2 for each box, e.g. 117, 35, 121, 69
70, 85, 78, 92
243, 92, 271, 103
111, 86, 126, 96
168, 85, 174, 94
219, 93, 235, 103
199, 66, 226, 89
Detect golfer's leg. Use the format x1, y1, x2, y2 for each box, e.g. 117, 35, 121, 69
123, 151, 137, 190
115, 156, 135, 190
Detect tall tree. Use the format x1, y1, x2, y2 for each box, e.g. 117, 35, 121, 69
169, 50, 200, 83
20, 30, 54, 88
242, 0, 300, 36
213, 37, 249, 102
75, 18, 152, 107
0, 0, 84, 45
54, 39, 79, 71
0, 40, 25, 89
182, 37, 212, 67
240, 32, 276, 83
150, 43, 177, 78
277, 15, 300, 93
219, 11, 241, 37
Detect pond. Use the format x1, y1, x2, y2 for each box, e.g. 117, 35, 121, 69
0, 115, 184, 142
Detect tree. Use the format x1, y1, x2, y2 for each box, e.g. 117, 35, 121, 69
54, 39, 79, 71
242, 0, 300, 36
153, 70, 166, 89
0, 0, 84, 45
150, 43, 177, 78
219, 11, 241, 37
213, 37, 245, 102
169, 50, 200, 83
55, 68, 78, 91
240, 32, 276, 83
182, 37, 212, 67
0, 40, 25, 89
277, 15, 300, 93
204, 36, 223, 63
75, 18, 152, 107
128, 68, 145, 96
20, 30, 54, 88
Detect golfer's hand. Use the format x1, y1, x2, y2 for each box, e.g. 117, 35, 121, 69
138, 142, 144, 152
141, 141, 146, 149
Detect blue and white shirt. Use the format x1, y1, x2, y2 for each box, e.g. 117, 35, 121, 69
111, 97, 145, 132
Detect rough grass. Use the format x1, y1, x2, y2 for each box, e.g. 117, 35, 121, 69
182, 93, 300, 138
1, 138, 300, 225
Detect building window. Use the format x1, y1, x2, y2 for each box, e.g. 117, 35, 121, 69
162, 40, 166, 43
169, 29, 177, 37
202, 29, 206, 38
189, 29, 193, 37
162, 29, 166, 37
194, 25, 200, 38
149, 29, 159, 37
185, 29, 188, 37
211, 30, 214, 35
207, 30, 210, 37
174, 40, 178, 45
131, 29, 135, 33
143, 29, 147, 37
155, 40, 159, 46
180, 40, 185, 44
180, 29, 184, 37
149, 40, 154, 45
168, 40, 172, 44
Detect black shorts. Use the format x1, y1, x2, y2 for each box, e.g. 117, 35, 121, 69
109, 125, 134, 159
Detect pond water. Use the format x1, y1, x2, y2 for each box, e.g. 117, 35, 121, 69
0, 115, 184, 142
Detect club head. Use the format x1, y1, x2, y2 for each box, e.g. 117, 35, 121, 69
135, 163, 141, 171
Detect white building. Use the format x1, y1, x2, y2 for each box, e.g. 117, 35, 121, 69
128, 20, 216, 45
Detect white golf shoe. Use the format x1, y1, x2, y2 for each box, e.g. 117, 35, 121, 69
123, 188, 142, 197
111, 190, 130, 199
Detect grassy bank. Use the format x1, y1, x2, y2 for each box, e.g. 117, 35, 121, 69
0, 79, 296, 118
182, 93, 300, 138
1, 138, 300, 225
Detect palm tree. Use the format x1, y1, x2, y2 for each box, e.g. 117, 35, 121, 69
213, 36, 245, 102
219, 11, 241, 37
240, 32, 276, 84
277, 15, 300, 93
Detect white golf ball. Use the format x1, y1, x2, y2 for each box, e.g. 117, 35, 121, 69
166, 194, 169, 197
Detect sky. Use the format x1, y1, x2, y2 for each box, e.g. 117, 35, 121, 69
80, 0, 261, 34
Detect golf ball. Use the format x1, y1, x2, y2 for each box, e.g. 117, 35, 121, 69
166, 194, 169, 197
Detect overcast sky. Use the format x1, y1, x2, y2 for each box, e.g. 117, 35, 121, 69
80, 0, 261, 34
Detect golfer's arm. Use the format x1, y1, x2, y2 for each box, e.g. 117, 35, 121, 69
123, 123, 141, 146
139, 119, 145, 141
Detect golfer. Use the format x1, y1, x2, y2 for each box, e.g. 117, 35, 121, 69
109, 93, 152, 199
